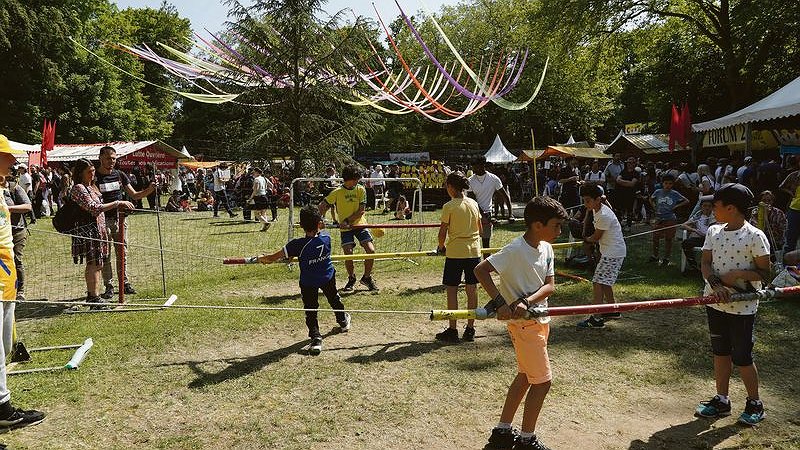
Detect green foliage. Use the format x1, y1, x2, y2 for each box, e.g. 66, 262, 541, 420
0, 0, 190, 143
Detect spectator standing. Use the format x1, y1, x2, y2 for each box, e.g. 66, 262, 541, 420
779, 168, 800, 254
615, 158, 639, 229
185, 168, 197, 199
96, 146, 156, 298
749, 190, 785, 259
212, 162, 237, 218
370, 164, 385, 211
1, 168, 31, 300
469, 158, 513, 249
238, 167, 254, 221
249, 167, 272, 231
584, 160, 605, 187
558, 158, 582, 213
603, 153, 625, 211
70, 158, 134, 306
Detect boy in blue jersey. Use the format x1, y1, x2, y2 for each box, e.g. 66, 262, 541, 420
259, 206, 351, 355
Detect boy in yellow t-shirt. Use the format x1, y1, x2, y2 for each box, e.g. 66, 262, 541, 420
319, 165, 378, 291
435, 172, 482, 342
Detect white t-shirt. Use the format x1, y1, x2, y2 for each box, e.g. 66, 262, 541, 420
585, 171, 605, 183
702, 222, 770, 315
169, 169, 182, 192
185, 171, 195, 183
252, 175, 267, 197
213, 168, 231, 192
370, 170, 385, 186
593, 203, 626, 258
468, 171, 503, 212
486, 236, 555, 324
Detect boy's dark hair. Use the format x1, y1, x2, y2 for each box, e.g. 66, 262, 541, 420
579, 183, 603, 199
341, 165, 360, 181
713, 183, 754, 219
661, 174, 675, 182
524, 196, 569, 228
299, 206, 323, 233
99, 145, 116, 157
445, 171, 469, 191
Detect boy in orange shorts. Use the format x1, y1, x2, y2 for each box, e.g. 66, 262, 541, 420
474, 196, 568, 450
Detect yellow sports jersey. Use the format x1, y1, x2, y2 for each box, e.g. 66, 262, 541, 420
325, 184, 368, 226
441, 197, 482, 258
0, 188, 13, 250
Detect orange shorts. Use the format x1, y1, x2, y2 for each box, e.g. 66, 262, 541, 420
507, 320, 551, 384
0, 248, 17, 301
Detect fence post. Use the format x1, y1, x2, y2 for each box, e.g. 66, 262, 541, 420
155, 208, 167, 298
118, 209, 125, 304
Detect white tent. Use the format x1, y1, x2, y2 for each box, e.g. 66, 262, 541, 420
484, 135, 516, 163
694, 74, 800, 132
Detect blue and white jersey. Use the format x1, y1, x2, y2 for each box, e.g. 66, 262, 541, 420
285, 233, 335, 288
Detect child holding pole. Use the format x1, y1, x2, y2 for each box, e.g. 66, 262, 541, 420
258, 206, 351, 355
696, 183, 770, 425
474, 196, 568, 450
435, 172, 482, 343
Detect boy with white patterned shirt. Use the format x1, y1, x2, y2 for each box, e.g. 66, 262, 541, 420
696, 183, 770, 426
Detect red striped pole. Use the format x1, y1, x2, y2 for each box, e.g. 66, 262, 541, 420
430, 286, 800, 321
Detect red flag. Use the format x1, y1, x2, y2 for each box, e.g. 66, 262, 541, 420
39, 119, 55, 167
679, 103, 691, 149
669, 103, 680, 152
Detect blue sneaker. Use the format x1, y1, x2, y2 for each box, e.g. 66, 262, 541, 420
738, 398, 765, 426
695, 395, 732, 418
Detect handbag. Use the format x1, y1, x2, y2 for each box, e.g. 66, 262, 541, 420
53, 187, 94, 234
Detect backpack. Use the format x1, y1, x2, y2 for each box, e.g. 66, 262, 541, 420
52, 187, 94, 234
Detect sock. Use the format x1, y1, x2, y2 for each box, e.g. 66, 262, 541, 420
519, 431, 535, 441
495, 422, 512, 430
716, 394, 729, 403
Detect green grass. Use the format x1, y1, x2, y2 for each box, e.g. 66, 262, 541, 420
6, 208, 799, 449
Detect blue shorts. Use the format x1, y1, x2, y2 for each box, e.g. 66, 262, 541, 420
341, 228, 373, 248
442, 257, 480, 286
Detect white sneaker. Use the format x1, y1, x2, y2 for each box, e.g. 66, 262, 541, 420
309, 338, 323, 355
338, 313, 351, 332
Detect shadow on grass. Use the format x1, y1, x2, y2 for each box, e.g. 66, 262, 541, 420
210, 220, 254, 226
169, 331, 337, 389
260, 293, 300, 304
344, 339, 448, 364
628, 419, 741, 449
395, 284, 446, 297
16, 297, 86, 321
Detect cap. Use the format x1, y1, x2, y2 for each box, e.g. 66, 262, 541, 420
713, 183, 754, 214
744, 156, 753, 162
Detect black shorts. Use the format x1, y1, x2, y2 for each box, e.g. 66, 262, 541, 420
442, 257, 480, 286
706, 306, 756, 366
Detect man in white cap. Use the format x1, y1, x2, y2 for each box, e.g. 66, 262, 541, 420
0, 135, 45, 431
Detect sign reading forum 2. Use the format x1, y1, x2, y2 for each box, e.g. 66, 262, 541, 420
117, 146, 177, 169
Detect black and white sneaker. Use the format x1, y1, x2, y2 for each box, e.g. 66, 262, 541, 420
0, 402, 45, 432
342, 276, 357, 292
86, 295, 111, 311
695, 394, 732, 418
338, 313, 351, 332
601, 312, 622, 320
123, 283, 137, 295
462, 326, 476, 342
360, 276, 378, 291
309, 338, 323, 356
100, 285, 114, 299
513, 434, 551, 450
486, 427, 518, 449
577, 315, 605, 328
435, 327, 460, 343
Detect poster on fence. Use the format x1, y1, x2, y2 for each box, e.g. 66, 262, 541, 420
118, 146, 178, 169
389, 152, 430, 162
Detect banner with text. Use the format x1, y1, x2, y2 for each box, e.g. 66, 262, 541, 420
118, 147, 177, 169
389, 152, 430, 162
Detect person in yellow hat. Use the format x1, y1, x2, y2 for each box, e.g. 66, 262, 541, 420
0, 135, 45, 431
